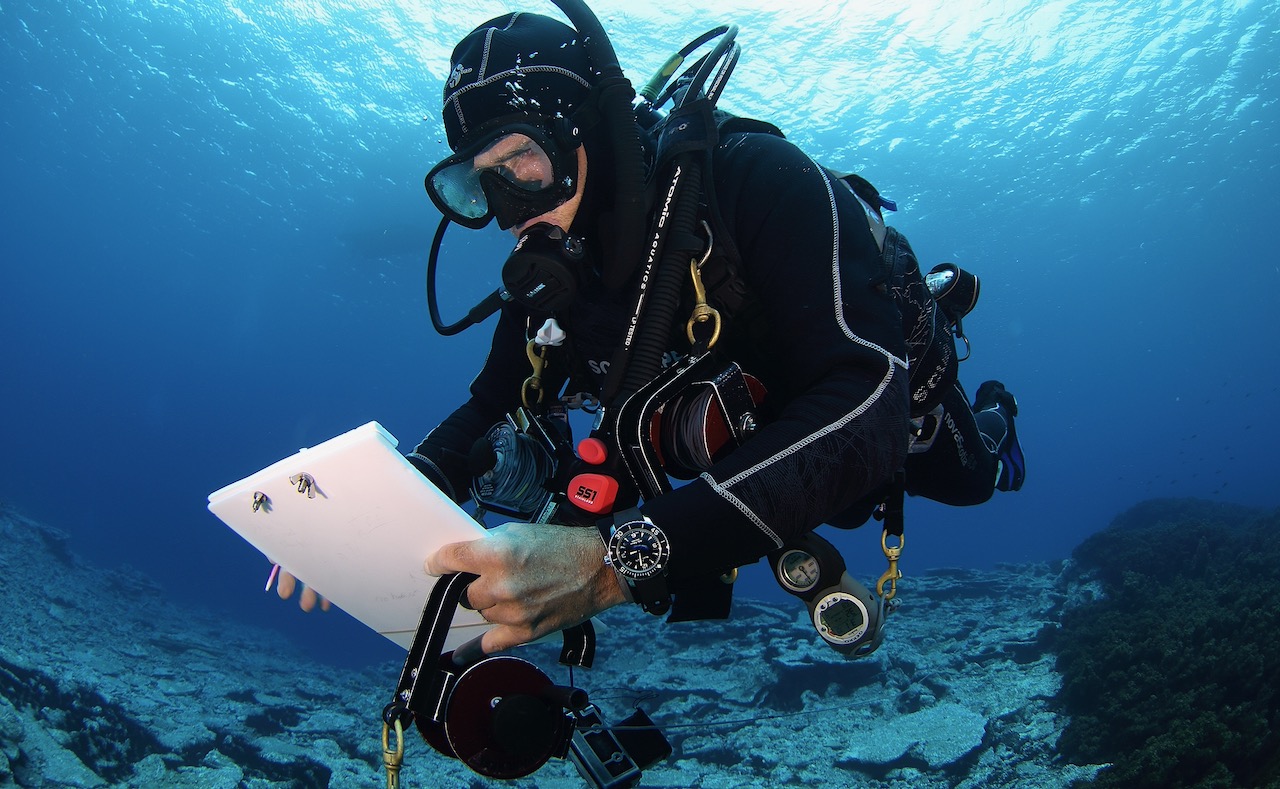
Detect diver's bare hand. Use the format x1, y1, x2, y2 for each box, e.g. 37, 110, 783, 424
271, 568, 331, 612
425, 523, 628, 655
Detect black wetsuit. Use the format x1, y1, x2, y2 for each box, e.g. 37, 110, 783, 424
410, 130, 988, 591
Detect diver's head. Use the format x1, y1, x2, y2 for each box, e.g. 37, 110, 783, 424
426, 13, 598, 233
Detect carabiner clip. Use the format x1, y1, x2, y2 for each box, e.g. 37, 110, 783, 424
876, 528, 904, 600
685, 221, 721, 350
381, 719, 405, 789
521, 338, 548, 408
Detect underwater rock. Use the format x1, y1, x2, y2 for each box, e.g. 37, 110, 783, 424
0, 501, 1106, 788
0, 694, 106, 788
836, 702, 986, 770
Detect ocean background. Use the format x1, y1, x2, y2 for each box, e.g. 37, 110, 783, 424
2, 0, 1277, 683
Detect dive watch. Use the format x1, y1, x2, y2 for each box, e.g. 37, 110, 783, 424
599, 509, 671, 616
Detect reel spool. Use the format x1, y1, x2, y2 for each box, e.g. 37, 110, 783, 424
650, 369, 765, 479
417, 655, 575, 779
471, 421, 556, 518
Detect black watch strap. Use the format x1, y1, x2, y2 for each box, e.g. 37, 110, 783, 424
630, 571, 671, 616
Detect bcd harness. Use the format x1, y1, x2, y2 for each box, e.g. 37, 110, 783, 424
532, 104, 967, 605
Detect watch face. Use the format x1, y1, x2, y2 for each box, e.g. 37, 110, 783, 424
609, 523, 670, 578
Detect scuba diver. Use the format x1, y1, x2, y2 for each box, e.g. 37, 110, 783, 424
403, 10, 1025, 654
274, 6, 1026, 784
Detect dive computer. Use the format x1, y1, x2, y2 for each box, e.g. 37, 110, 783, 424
598, 509, 671, 616
769, 532, 888, 658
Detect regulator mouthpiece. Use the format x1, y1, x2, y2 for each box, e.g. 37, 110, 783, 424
501, 223, 588, 315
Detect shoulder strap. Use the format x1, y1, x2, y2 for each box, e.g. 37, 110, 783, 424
715, 113, 785, 139
683, 112, 783, 317
831, 171, 898, 219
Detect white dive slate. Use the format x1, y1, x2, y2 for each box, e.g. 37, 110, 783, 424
208, 421, 491, 652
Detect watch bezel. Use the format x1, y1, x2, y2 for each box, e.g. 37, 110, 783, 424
606, 520, 670, 580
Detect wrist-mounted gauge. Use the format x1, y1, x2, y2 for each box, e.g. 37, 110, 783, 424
770, 532, 889, 658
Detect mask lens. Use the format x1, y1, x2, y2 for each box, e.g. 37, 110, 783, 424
426, 132, 561, 227
428, 160, 487, 221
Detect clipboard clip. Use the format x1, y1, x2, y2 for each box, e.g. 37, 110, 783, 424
289, 473, 317, 499
252, 491, 272, 512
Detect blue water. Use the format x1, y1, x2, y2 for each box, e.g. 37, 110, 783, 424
2, 0, 1277, 671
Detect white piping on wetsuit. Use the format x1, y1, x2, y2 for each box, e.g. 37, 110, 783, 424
698, 161, 906, 547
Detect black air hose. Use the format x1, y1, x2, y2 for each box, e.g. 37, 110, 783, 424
612, 153, 703, 401
597, 73, 648, 292
550, 0, 648, 291
549, 0, 713, 411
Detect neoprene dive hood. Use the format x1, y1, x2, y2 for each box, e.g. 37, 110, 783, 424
424, 1, 744, 349
425, 0, 649, 336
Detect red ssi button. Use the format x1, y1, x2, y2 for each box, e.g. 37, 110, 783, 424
568, 473, 618, 513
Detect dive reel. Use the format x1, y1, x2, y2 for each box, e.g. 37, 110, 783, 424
468, 354, 767, 521
469, 407, 578, 524
770, 532, 890, 658
440, 357, 768, 783
427, 355, 767, 783
570, 352, 767, 516
382, 574, 671, 787
650, 361, 766, 480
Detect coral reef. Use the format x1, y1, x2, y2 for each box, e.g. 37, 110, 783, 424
1052, 498, 1280, 789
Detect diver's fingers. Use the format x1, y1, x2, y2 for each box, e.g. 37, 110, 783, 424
451, 635, 487, 666
424, 538, 487, 577
319, 596, 331, 612
277, 570, 298, 600
480, 622, 536, 655
300, 584, 318, 612
456, 576, 502, 612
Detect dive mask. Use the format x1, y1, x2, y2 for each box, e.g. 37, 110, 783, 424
425, 119, 582, 230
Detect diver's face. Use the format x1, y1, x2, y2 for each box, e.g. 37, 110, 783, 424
511, 145, 587, 236
471, 133, 557, 192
